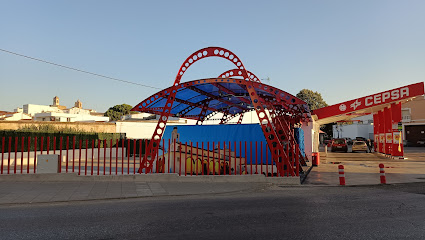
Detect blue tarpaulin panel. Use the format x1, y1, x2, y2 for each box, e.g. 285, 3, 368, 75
162, 124, 272, 164
294, 128, 305, 157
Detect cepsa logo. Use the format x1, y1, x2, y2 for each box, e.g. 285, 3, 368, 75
365, 87, 409, 106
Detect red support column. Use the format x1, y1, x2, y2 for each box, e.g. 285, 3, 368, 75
391, 102, 403, 158
384, 107, 392, 155
378, 110, 385, 153
373, 113, 378, 152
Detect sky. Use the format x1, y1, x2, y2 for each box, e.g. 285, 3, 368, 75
1, 0, 424, 113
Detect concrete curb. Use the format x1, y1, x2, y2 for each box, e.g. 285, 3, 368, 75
0, 173, 301, 185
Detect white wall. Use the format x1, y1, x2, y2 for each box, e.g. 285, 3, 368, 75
34, 112, 109, 122
302, 119, 319, 159
333, 124, 373, 139
24, 104, 61, 116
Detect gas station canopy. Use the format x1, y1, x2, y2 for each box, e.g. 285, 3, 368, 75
312, 82, 425, 125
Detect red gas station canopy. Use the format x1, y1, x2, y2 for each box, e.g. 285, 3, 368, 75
313, 82, 424, 125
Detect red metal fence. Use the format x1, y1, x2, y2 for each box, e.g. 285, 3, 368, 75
0, 136, 301, 177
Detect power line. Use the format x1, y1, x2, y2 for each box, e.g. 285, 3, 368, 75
0, 48, 161, 90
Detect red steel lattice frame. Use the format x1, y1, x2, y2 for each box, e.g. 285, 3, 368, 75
132, 47, 310, 176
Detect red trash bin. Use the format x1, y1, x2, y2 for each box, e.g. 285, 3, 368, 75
312, 152, 320, 166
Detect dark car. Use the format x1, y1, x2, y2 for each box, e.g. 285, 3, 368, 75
331, 138, 348, 152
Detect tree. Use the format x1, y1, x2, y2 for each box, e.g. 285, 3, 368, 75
296, 89, 333, 138
296, 89, 328, 111
104, 104, 133, 121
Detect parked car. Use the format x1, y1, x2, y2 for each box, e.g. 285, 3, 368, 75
331, 138, 348, 152
352, 141, 368, 153
356, 137, 367, 142
417, 138, 425, 146
345, 138, 353, 145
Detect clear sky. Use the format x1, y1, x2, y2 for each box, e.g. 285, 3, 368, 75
1, 0, 424, 113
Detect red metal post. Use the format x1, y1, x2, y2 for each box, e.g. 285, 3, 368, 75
7, 137, 11, 174
14, 137, 18, 174
245, 141, 248, 174
66, 136, 69, 173
185, 142, 188, 176
72, 136, 76, 173
121, 139, 124, 175
180, 142, 183, 176
255, 141, 258, 174
379, 163, 386, 184
190, 142, 193, 175
266, 143, 268, 177
234, 141, 237, 175
201, 142, 204, 175
1, 137, 4, 174
212, 142, 215, 175
223, 142, 226, 176
196, 142, 199, 176
110, 139, 113, 175
27, 137, 30, 174
34, 137, 37, 173
295, 144, 300, 177
104, 139, 106, 175
218, 142, 221, 175
58, 137, 62, 173
98, 139, 101, 175
174, 139, 177, 174
139, 140, 143, 174
127, 139, 130, 174
20, 137, 24, 174
78, 139, 82, 175
144, 139, 148, 174
133, 140, 136, 174
91, 139, 94, 175
207, 142, 210, 175
162, 139, 165, 173
156, 141, 159, 173
260, 141, 263, 175
85, 139, 88, 175
168, 139, 171, 174
250, 141, 253, 175
339, 165, 346, 186
115, 139, 119, 175
241, 141, 244, 175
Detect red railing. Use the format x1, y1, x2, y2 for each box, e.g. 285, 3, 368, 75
0, 136, 302, 177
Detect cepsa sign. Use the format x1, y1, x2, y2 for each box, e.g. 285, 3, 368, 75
313, 82, 424, 119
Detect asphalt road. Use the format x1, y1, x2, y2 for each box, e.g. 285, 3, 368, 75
1, 183, 424, 240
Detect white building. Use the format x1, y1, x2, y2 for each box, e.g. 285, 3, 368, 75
15, 97, 109, 122
33, 112, 109, 122
0, 111, 32, 121
332, 114, 374, 140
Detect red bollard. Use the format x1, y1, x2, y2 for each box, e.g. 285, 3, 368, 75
379, 163, 386, 184
338, 165, 346, 186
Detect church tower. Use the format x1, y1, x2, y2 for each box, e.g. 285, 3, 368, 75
53, 96, 60, 106
74, 99, 82, 109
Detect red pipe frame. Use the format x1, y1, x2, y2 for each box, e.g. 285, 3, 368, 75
132, 47, 309, 177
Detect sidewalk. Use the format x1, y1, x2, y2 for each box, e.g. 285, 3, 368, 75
304, 147, 425, 186
0, 179, 268, 205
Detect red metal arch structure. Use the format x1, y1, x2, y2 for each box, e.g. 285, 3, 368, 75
132, 47, 311, 176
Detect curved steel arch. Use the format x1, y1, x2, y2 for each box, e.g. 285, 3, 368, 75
133, 47, 309, 176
